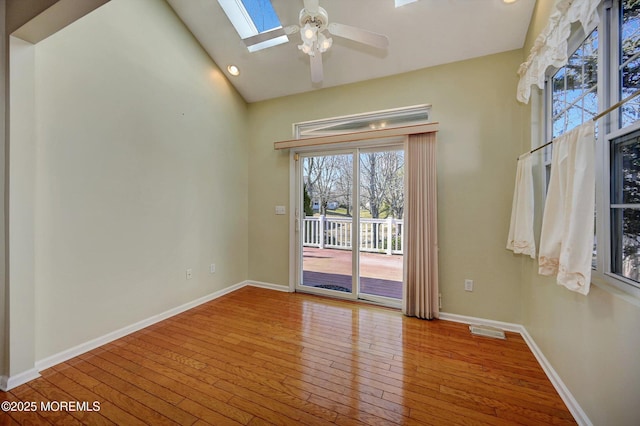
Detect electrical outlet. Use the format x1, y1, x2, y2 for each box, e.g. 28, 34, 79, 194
464, 279, 473, 292
210, 263, 216, 273
186, 268, 193, 280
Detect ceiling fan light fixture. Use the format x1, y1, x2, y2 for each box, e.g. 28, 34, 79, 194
248, 1, 388, 83
298, 43, 314, 56
301, 23, 317, 43
318, 32, 332, 52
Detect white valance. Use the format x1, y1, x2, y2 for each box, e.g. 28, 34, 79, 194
273, 122, 439, 150
517, 0, 600, 104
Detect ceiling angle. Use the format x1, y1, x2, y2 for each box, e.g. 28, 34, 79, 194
243, 0, 389, 84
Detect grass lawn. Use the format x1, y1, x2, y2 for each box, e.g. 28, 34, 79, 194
316, 208, 373, 218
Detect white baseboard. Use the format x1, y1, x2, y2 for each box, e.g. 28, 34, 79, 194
518, 327, 593, 426
246, 280, 291, 292
0, 368, 40, 392
439, 311, 592, 426
34, 281, 248, 374
439, 312, 524, 333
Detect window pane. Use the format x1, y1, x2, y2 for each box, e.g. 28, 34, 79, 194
611, 208, 640, 283
621, 0, 640, 62
620, 89, 640, 125
552, 92, 598, 138
621, 0, 640, 127
552, 29, 598, 139
611, 128, 640, 284
611, 131, 640, 204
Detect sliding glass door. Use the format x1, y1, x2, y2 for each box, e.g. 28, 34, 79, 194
296, 146, 404, 307
300, 152, 356, 298
358, 149, 404, 302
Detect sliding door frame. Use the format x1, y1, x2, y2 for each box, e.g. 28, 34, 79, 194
288, 137, 406, 308
293, 148, 359, 301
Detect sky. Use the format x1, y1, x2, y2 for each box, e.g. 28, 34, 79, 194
241, 0, 281, 33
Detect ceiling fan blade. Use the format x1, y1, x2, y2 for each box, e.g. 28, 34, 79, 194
310, 51, 323, 83
284, 25, 300, 35
303, 0, 319, 14
327, 22, 389, 49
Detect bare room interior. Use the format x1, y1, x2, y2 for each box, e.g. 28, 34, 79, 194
1, 0, 639, 424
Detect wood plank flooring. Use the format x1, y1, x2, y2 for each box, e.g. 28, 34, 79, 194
0, 286, 576, 425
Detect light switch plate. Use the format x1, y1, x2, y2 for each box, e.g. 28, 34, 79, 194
464, 279, 473, 292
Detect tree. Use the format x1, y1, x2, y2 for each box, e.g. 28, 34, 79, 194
359, 151, 404, 219
361, 152, 382, 219
621, 0, 640, 124
333, 155, 353, 216
359, 150, 405, 245
303, 184, 314, 217
381, 151, 405, 219
304, 155, 342, 216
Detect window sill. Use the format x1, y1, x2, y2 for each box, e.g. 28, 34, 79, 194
590, 271, 640, 308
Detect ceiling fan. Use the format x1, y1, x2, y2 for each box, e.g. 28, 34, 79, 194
243, 0, 389, 83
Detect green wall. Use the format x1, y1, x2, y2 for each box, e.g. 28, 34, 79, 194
22, 0, 249, 360
248, 49, 527, 323
520, 2, 640, 424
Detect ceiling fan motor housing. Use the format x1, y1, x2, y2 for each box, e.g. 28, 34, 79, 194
299, 6, 329, 31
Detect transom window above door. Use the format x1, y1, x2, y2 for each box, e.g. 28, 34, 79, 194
294, 105, 431, 139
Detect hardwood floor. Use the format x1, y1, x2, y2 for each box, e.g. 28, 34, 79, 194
0, 286, 576, 425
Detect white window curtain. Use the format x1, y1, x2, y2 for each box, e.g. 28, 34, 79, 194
403, 132, 439, 320
538, 121, 595, 295
517, 0, 600, 104
507, 152, 536, 258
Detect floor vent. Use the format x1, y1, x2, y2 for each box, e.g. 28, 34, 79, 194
469, 325, 506, 340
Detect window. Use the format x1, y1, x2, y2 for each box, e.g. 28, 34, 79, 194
543, 0, 640, 295
217, 0, 288, 52
610, 129, 640, 282
550, 29, 598, 139
294, 105, 431, 139
546, 30, 599, 266
619, 0, 640, 127
546, 28, 599, 188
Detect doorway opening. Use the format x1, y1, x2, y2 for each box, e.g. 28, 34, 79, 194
295, 144, 405, 308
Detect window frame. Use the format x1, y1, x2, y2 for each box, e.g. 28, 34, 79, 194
293, 105, 432, 139
543, 0, 640, 298
599, 121, 640, 296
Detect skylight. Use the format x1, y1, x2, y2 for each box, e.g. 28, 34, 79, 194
217, 0, 288, 52
241, 0, 280, 33
395, 0, 418, 7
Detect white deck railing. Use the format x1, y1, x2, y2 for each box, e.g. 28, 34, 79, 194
303, 216, 403, 255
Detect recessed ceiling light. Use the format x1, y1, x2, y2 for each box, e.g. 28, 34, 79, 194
503, 0, 518, 3
227, 65, 240, 76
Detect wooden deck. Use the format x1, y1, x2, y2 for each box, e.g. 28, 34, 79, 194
303, 247, 403, 299
0, 287, 575, 425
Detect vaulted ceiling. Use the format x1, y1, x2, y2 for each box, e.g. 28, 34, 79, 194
166, 0, 536, 103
